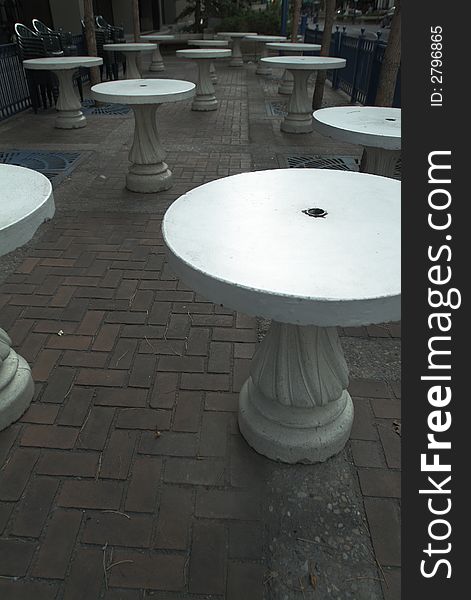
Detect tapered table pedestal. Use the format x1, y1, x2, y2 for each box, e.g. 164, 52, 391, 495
261, 56, 346, 133
140, 34, 175, 71
162, 169, 400, 463
91, 79, 195, 193
217, 32, 257, 67
313, 106, 401, 177
245, 35, 287, 76
188, 39, 230, 83
266, 42, 321, 94
23, 56, 103, 129
104, 43, 156, 79
176, 49, 231, 111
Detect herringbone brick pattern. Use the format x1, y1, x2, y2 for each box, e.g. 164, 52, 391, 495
0, 54, 401, 599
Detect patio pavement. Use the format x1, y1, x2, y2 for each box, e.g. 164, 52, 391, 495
0, 53, 400, 600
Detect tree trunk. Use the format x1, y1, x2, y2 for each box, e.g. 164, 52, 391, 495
312, 0, 336, 109
195, 0, 202, 33
132, 0, 141, 42
290, 0, 302, 42
83, 0, 100, 86
375, 0, 401, 106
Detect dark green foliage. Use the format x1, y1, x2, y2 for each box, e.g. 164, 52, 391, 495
176, 0, 252, 33
215, 1, 282, 35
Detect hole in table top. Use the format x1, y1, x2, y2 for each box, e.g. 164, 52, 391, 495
302, 208, 328, 218
385, 118, 396, 121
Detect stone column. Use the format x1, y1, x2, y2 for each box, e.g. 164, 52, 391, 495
210, 62, 218, 84
0, 328, 34, 431
55, 69, 86, 129
278, 69, 294, 95
126, 104, 172, 193
124, 52, 141, 79
230, 38, 244, 67
192, 60, 218, 111
281, 69, 314, 133
238, 322, 354, 463
149, 44, 164, 71
361, 147, 401, 178
256, 44, 271, 76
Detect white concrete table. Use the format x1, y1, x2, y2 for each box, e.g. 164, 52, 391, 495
103, 43, 156, 79
313, 106, 401, 177
23, 56, 103, 129
91, 79, 195, 193
188, 39, 229, 83
217, 32, 257, 67
244, 35, 287, 76
0, 164, 55, 431
176, 49, 231, 111
140, 34, 175, 71
266, 42, 321, 94
163, 169, 400, 463
261, 56, 346, 133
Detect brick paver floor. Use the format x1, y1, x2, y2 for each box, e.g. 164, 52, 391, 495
0, 52, 400, 599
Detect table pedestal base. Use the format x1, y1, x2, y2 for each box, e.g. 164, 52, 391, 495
0, 329, 34, 432
55, 70, 86, 129
362, 147, 400, 178
192, 60, 218, 111
127, 105, 172, 193
229, 39, 244, 67
149, 45, 164, 71
281, 70, 313, 134
238, 322, 353, 463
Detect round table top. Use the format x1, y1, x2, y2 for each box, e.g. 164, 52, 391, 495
103, 43, 156, 52
244, 35, 288, 42
176, 48, 232, 59
23, 56, 103, 70
313, 106, 401, 150
261, 56, 346, 70
0, 164, 55, 256
188, 39, 229, 47
266, 42, 321, 51
217, 31, 257, 38
162, 169, 401, 327
140, 34, 175, 41
91, 79, 195, 105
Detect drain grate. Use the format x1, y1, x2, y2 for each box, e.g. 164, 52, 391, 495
285, 154, 401, 180
81, 99, 130, 116
0, 150, 82, 185
266, 101, 288, 117
286, 155, 359, 171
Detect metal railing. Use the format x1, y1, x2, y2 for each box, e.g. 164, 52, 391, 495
0, 43, 31, 122
304, 25, 400, 107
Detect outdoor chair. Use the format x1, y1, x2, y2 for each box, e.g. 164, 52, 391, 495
95, 15, 125, 43
31, 19, 62, 55
15, 23, 83, 112
81, 19, 122, 80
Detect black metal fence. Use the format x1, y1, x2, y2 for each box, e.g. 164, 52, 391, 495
0, 43, 31, 121
304, 26, 401, 107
